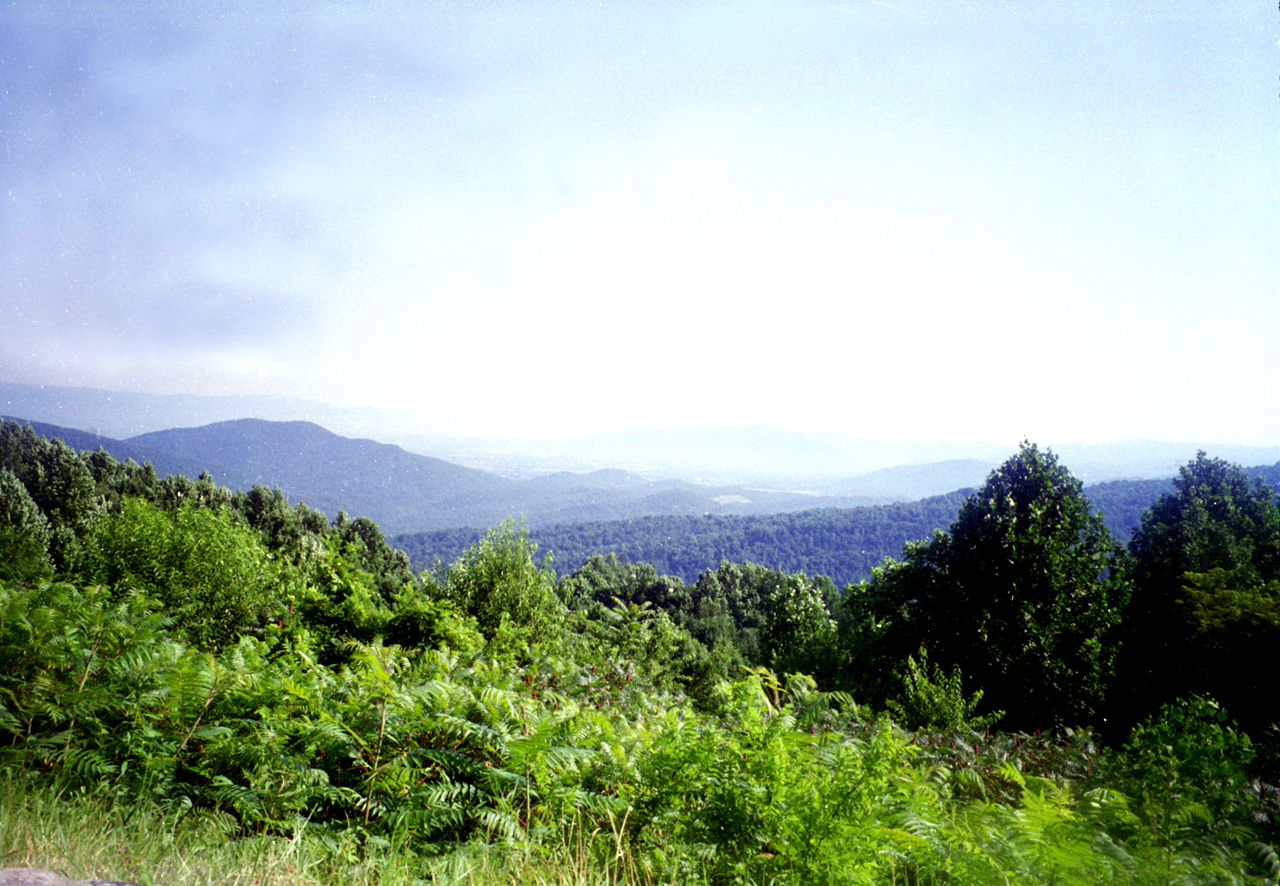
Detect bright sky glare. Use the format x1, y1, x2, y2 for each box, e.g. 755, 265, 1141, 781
2, 1, 1277, 443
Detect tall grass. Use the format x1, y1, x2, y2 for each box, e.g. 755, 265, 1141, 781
0, 776, 669, 886
0, 775, 323, 886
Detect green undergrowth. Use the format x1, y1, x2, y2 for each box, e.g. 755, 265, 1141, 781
0, 775, 669, 886
2, 433, 1279, 885
0, 575, 1276, 885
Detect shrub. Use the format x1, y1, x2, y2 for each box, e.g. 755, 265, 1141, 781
80, 497, 298, 649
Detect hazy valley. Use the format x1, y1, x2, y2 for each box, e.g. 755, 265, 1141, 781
5, 382, 1278, 587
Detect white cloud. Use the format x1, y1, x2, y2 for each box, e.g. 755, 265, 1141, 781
2, 1, 1275, 444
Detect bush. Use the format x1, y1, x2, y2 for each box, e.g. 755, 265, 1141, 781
439, 521, 563, 658
1120, 696, 1255, 843
888, 647, 1002, 734
79, 498, 299, 649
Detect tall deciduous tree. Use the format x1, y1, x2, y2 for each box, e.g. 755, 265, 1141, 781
687, 560, 792, 665
861, 443, 1126, 729
1113, 453, 1280, 737
759, 572, 837, 683
1127, 452, 1280, 595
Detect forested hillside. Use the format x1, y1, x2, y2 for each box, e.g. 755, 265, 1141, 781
398, 473, 1274, 587
3, 417, 1279, 885
396, 492, 973, 586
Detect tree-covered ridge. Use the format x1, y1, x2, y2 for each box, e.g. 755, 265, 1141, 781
395, 470, 1276, 588
396, 490, 973, 587
2, 417, 1280, 884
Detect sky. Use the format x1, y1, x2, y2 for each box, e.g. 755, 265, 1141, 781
2, 1, 1277, 444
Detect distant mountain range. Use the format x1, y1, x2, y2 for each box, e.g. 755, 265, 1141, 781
4, 416, 896, 535
7, 408, 1278, 586
5, 381, 1276, 490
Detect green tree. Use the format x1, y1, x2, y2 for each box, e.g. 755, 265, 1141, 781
1114, 453, 1280, 737
577, 597, 703, 694
862, 443, 1125, 729
1120, 696, 1256, 847
0, 422, 102, 570
0, 468, 52, 580
758, 572, 837, 683
236, 485, 306, 552
687, 560, 785, 665
1128, 451, 1280, 594
84, 448, 161, 506
383, 581, 482, 655
337, 514, 416, 603
557, 553, 691, 615
80, 497, 298, 649
293, 533, 394, 662
885, 647, 1001, 733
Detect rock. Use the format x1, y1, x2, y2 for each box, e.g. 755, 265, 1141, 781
0, 871, 147, 886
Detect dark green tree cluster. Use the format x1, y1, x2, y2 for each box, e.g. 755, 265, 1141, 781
837, 444, 1280, 838
0, 421, 102, 571
842, 445, 1280, 742
1112, 452, 1280, 740
850, 444, 1126, 730
0, 467, 52, 580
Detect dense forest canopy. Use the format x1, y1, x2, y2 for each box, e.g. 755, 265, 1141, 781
394, 470, 1278, 587
2, 417, 1280, 884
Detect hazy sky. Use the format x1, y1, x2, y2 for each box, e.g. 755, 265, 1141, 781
3, 1, 1277, 443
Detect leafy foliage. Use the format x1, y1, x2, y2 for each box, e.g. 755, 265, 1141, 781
435, 520, 563, 657
0, 421, 103, 569
1129, 452, 1280, 594
1120, 697, 1256, 839
1, 420, 1277, 884
887, 647, 1002, 734
758, 571, 838, 682
1116, 453, 1280, 738
79, 497, 297, 649
0, 467, 53, 580
860, 443, 1127, 729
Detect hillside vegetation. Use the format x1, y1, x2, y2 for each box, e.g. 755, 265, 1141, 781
396, 492, 973, 587
2, 417, 1279, 885
397, 475, 1223, 587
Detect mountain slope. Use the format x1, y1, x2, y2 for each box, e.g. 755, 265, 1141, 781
8, 382, 1277, 489
825, 458, 997, 500
2, 416, 254, 487
124, 419, 889, 532
6, 416, 882, 535
128, 419, 524, 532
